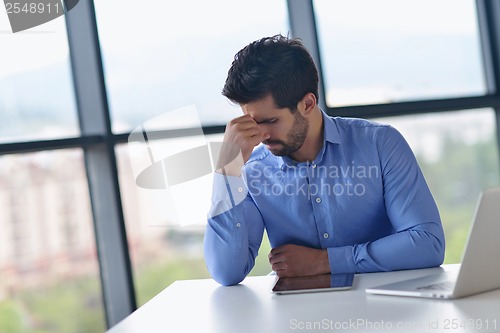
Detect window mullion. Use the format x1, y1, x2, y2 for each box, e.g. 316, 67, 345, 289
64, 0, 136, 327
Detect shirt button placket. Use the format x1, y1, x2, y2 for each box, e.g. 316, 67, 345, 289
311, 162, 328, 245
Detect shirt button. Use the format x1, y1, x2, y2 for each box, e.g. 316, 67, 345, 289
237, 187, 243, 193
315, 197, 322, 204
311, 163, 317, 168
236, 223, 241, 228
323, 233, 329, 239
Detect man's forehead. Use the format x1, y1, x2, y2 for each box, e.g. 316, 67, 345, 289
241, 96, 285, 120
242, 107, 283, 123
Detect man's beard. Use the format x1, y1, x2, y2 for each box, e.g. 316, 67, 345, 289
264, 111, 309, 156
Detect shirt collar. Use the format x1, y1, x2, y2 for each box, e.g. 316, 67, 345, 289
321, 108, 341, 145
279, 109, 341, 168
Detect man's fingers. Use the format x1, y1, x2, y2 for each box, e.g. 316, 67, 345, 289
268, 246, 288, 267
229, 114, 257, 129
231, 114, 255, 122
268, 253, 282, 265
268, 247, 282, 260
274, 264, 293, 278
273, 267, 286, 277
269, 244, 289, 256
229, 115, 269, 143
233, 120, 258, 132
228, 117, 266, 147
241, 127, 262, 141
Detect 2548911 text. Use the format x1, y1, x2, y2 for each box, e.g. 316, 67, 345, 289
5, 2, 61, 14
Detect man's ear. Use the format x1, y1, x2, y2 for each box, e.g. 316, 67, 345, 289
298, 92, 317, 115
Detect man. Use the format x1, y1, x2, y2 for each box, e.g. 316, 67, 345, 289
204, 35, 445, 286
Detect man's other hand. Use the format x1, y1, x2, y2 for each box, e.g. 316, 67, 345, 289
268, 244, 330, 278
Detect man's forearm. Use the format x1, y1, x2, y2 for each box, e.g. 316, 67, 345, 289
327, 223, 445, 274
204, 184, 265, 285
204, 216, 253, 286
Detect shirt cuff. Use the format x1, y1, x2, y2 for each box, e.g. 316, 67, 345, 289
327, 246, 356, 274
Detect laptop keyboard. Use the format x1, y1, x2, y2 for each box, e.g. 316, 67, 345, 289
417, 281, 455, 291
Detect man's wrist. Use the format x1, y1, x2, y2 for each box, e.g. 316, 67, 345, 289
216, 158, 245, 177
319, 249, 331, 274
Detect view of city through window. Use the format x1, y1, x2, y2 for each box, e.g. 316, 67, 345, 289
0, 9, 105, 333
1, 0, 499, 332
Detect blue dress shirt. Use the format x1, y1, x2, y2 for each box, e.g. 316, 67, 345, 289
204, 111, 445, 286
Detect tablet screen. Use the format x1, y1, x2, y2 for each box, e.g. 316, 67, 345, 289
272, 273, 354, 294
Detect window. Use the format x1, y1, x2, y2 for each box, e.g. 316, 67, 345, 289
0, 9, 104, 332
94, 0, 290, 133
0, 13, 78, 143
2, 0, 500, 329
0, 150, 105, 333
95, 0, 289, 304
375, 109, 499, 263
314, 0, 486, 106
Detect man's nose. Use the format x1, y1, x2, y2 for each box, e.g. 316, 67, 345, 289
258, 125, 271, 140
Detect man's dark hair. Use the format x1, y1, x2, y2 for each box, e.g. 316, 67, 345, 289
222, 34, 319, 111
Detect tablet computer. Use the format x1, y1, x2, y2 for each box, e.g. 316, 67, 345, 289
272, 273, 355, 295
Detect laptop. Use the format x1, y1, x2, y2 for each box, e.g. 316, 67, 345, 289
366, 187, 500, 299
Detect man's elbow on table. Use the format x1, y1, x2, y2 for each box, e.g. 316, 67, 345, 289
204, 243, 247, 286
206, 262, 246, 286
430, 231, 446, 267
414, 226, 446, 269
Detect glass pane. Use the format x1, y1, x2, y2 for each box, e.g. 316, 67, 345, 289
94, 0, 289, 133
117, 131, 271, 305
118, 135, 211, 306
0, 150, 105, 333
0, 13, 78, 143
375, 109, 499, 263
314, 0, 486, 107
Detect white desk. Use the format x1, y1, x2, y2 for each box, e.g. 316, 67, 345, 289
107, 265, 500, 333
